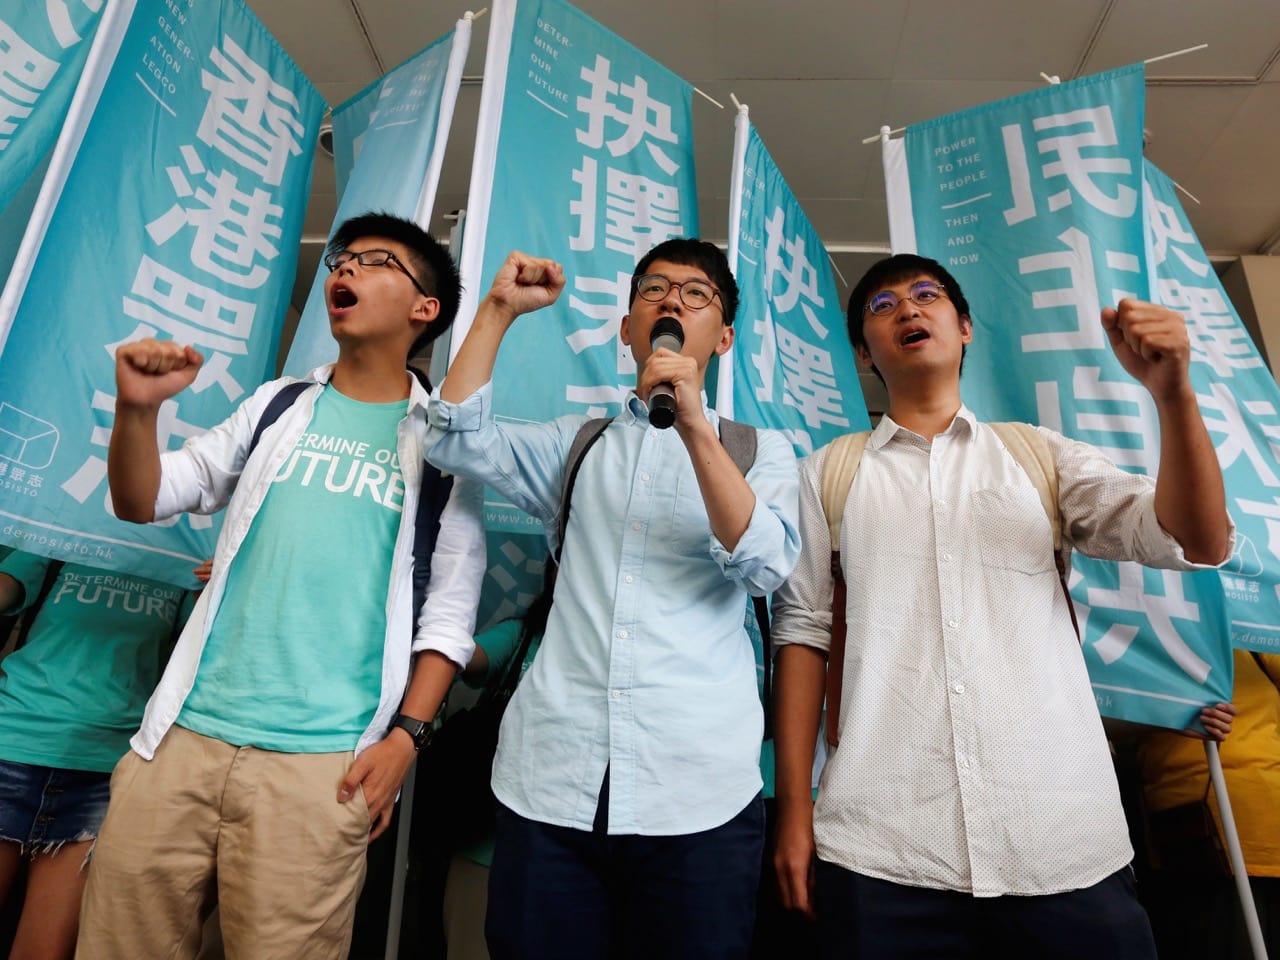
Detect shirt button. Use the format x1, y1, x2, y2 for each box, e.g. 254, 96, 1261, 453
641, 472, 651, 482
953, 683, 965, 694
611, 690, 622, 699
617, 629, 628, 639
624, 575, 634, 584
632, 522, 642, 531
947, 618, 958, 628
943, 552, 952, 562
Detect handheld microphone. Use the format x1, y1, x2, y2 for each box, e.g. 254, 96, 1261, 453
648, 317, 685, 429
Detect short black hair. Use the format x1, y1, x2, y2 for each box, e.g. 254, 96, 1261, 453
327, 212, 463, 356
846, 254, 972, 381
630, 238, 739, 327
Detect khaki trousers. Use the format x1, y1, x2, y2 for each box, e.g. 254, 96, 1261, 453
76, 725, 370, 960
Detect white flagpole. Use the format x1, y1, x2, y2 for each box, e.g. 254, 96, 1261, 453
716, 101, 750, 418
1205, 740, 1268, 960
411, 14, 475, 230
0, 0, 137, 357
451, 0, 516, 363
881, 127, 917, 256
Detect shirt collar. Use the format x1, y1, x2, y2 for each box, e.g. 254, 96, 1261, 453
869, 404, 976, 449
306, 363, 430, 412
621, 390, 717, 427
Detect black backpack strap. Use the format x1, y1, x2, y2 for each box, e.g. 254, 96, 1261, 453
15, 559, 65, 651
247, 381, 312, 458
408, 365, 450, 627
412, 464, 455, 625
556, 418, 613, 565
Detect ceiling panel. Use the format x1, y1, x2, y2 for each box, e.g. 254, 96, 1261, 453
713, 1, 909, 80
1143, 85, 1252, 177
246, 0, 378, 88
889, 0, 1110, 82
1082, 0, 1280, 78
240, 0, 1280, 317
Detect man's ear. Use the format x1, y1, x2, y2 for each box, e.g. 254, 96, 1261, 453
713, 323, 734, 357
411, 295, 441, 325
854, 341, 873, 369
959, 314, 973, 345
619, 313, 632, 347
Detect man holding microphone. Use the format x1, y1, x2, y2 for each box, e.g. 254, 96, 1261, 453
425, 240, 800, 960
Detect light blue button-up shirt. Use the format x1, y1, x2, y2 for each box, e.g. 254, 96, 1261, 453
426, 382, 800, 835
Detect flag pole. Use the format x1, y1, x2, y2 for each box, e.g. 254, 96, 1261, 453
1205, 740, 1268, 960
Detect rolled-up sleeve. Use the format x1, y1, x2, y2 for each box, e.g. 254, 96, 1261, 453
1046, 427, 1236, 570
771, 448, 836, 655
412, 475, 484, 667
710, 428, 801, 596
153, 381, 283, 520
426, 381, 577, 525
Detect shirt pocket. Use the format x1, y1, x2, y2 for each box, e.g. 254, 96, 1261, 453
969, 485, 1056, 575
668, 473, 712, 556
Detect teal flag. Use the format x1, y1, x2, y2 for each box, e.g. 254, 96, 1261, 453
284, 24, 470, 376
1145, 161, 1280, 654
0, 1, 104, 213
455, 0, 698, 532
0, 0, 324, 585
882, 66, 1233, 730
724, 111, 869, 456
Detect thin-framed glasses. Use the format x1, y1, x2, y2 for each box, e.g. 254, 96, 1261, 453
325, 248, 430, 298
635, 274, 721, 311
865, 280, 948, 316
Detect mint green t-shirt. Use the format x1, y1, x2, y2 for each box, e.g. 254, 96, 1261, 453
0, 553, 189, 772
179, 387, 408, 753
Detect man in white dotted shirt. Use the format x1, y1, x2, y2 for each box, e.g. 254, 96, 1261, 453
770, 253, 1234, 959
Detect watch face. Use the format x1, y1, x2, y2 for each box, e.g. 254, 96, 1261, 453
396, 715, 428, 749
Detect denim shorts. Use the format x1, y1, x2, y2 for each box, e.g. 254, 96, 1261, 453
0, 758, 111, 851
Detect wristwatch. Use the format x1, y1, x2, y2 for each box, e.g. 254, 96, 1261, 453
390, 713, 432, 751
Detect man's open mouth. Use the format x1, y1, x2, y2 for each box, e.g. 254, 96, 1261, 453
901, 329, 929, 345
331, 284, 358, 309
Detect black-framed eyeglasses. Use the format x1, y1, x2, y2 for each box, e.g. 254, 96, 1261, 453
324, 248, 431, 299
634, 274, 721, 311
864, 280, 948, 316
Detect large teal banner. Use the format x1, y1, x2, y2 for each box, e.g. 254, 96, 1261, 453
285, 24, 469, 376
0, 1, 104, 213
0, 0, 324, 586
456, 0, 698, 532
883, 66, 1234, 730
1145, 161, 1280, 654
724, 112, 869, 456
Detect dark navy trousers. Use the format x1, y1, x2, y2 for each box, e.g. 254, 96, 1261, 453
814, 859, 1158, 960
485, 792, 764, 960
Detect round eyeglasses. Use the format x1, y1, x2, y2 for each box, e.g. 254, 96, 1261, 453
864, 280, 948, 316
324, 248, 430, 299
634, 274, 721, 311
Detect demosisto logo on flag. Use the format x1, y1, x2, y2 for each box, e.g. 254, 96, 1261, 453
882, 65, 1235, 729
0, 0, 324, 586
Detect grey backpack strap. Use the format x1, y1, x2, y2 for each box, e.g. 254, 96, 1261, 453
717, 417, 758, 476
556, 418, 613, 564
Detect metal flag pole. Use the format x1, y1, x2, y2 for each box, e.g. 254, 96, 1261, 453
1205, 740, 1269, 960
